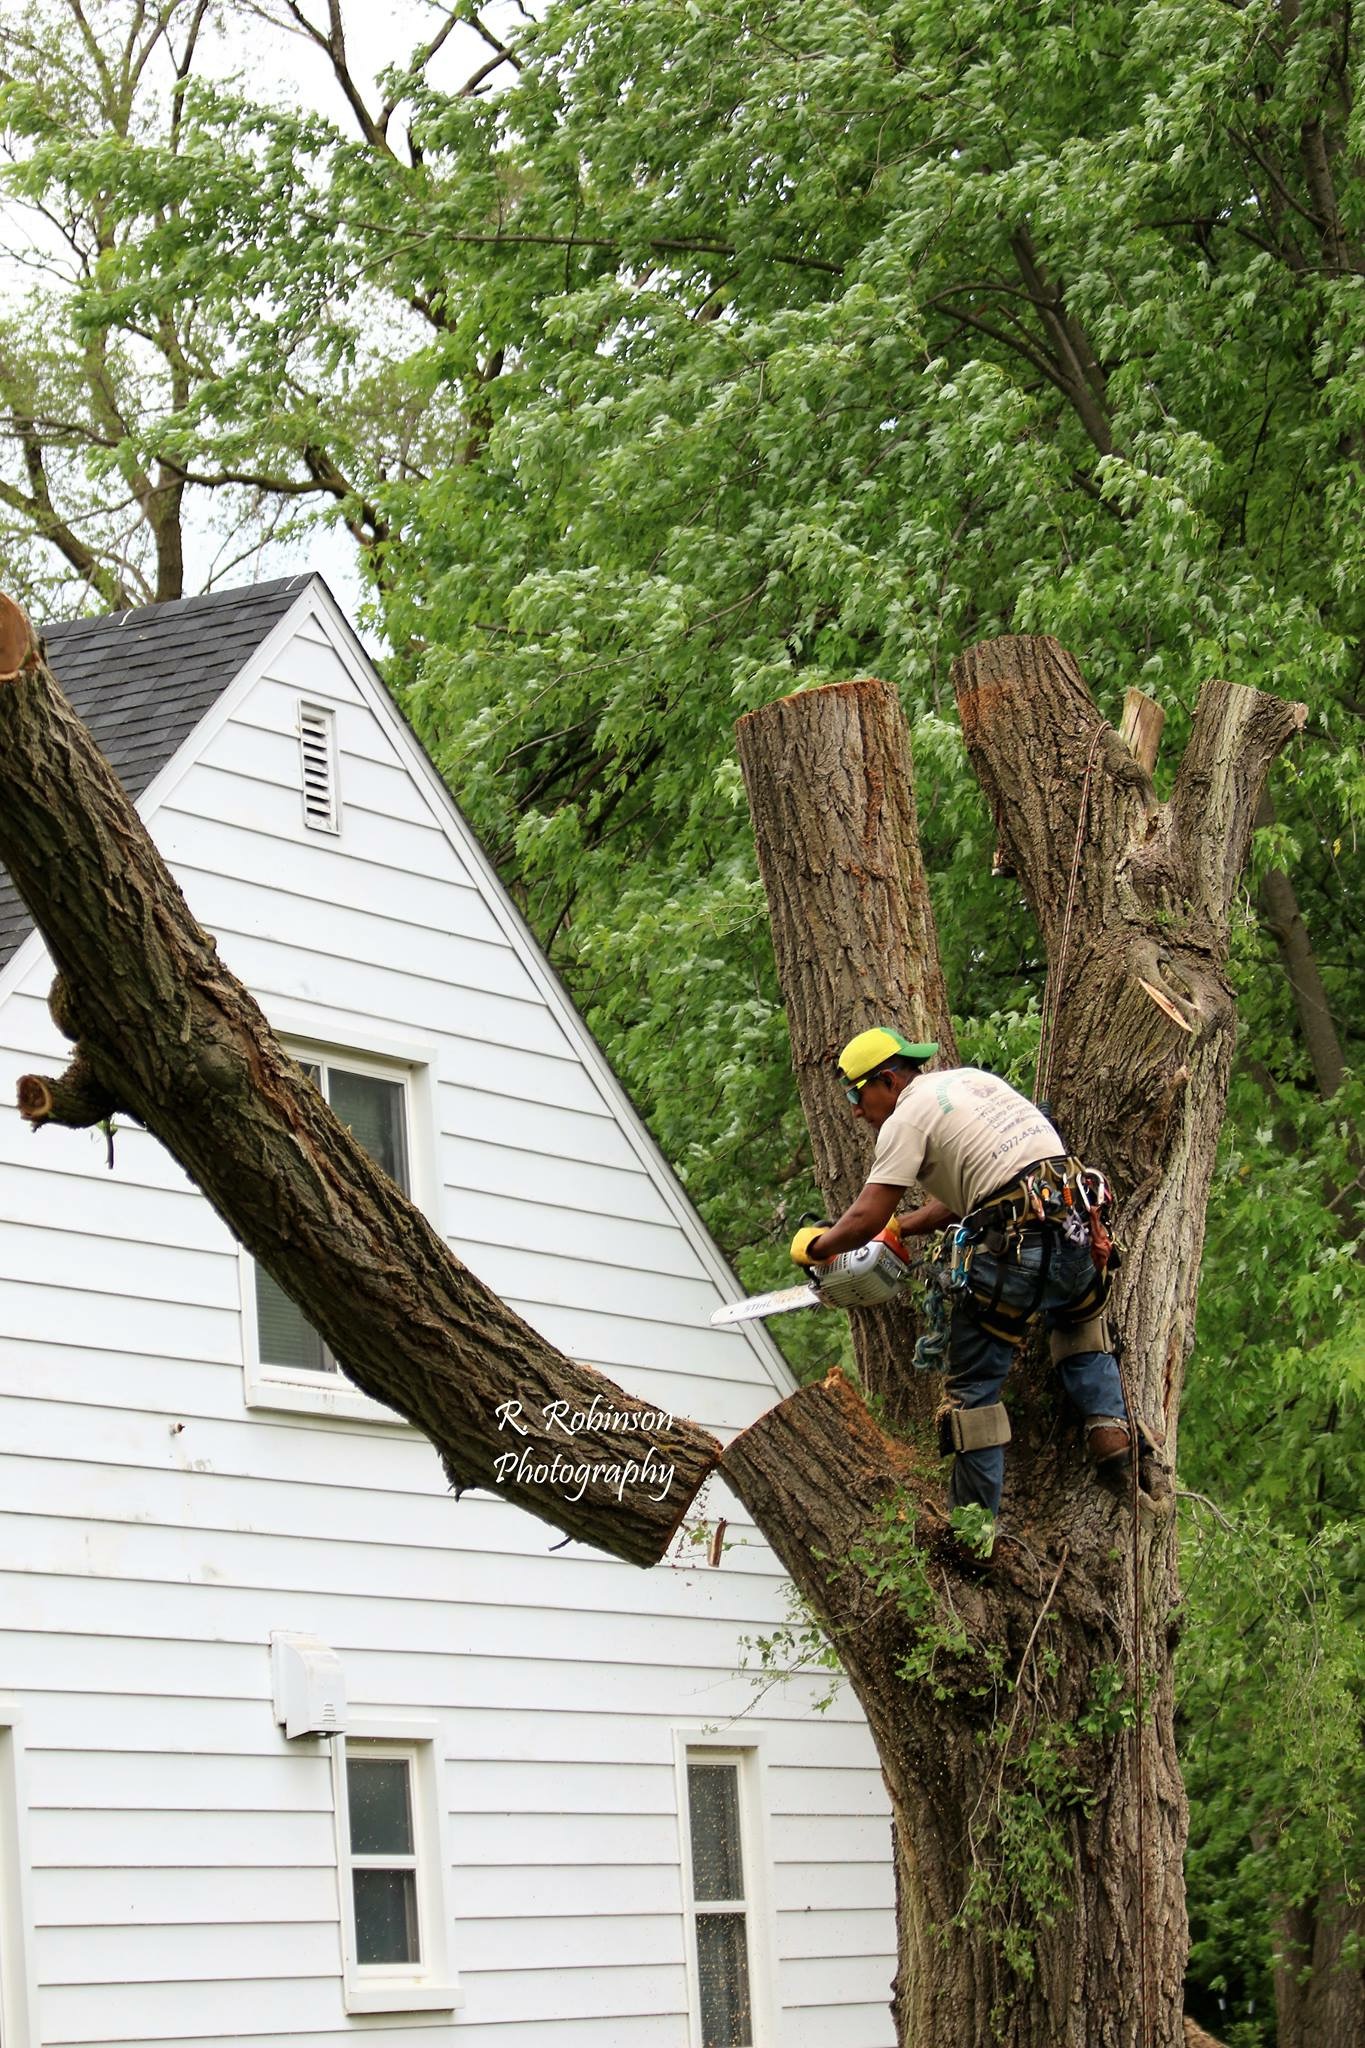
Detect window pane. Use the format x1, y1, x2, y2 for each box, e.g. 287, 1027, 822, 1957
696, 1913, 752, 2047
255, 1265, 329, 1372
688, 1764, 744, 1901
252, 1063, 406, 1376
348, 1757, 414, 1856
353, 1866, 420, 1966
327, 1069, 408, 1191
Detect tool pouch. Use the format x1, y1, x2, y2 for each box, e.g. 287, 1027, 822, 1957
937, 1402, 1012, 1454
1049, 1313, 1109, 1362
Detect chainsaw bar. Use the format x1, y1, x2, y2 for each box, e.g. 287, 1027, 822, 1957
710, 1282, 825, 1327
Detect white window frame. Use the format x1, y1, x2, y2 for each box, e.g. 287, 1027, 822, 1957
674, 1732, 775, 2048
241, 1016, 439, 1425
331, 1718, 461, 2016
0, 1705, 40, 2046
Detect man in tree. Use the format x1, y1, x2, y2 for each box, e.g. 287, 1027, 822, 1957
791, 1027, 1138, 1521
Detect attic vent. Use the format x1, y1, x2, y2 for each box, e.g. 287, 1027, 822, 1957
298, 703, 339, 833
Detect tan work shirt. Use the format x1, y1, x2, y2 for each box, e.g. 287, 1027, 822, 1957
868, 1068, 1065, 1218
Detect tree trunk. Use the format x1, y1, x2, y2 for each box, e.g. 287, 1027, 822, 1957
1272, 1879, 1365, 2048
733, 679, 957, 1428
721, 644, 1304, 2048
0, 593, 718, 1567
1254, 793, 1347, 1100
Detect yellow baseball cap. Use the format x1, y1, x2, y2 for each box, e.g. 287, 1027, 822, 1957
837, 1027, 938, 1087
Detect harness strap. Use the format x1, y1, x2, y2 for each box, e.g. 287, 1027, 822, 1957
1051, 1263, 1112, 1326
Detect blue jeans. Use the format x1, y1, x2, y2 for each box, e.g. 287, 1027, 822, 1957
947, 1228, 1126, 1514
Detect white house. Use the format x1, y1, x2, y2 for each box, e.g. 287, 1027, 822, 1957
0, 576, 896, 2048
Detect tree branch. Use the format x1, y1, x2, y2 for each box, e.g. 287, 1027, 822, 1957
0, 591, 719, 1565
17, 1052, 119, 1130
1169, 679, 1307, 929
372, 225, 844, 276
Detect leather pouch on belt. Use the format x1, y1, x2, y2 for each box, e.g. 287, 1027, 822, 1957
937, 1402, 1012, 1454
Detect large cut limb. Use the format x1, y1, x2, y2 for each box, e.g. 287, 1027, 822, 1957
0, 593, 718, 1567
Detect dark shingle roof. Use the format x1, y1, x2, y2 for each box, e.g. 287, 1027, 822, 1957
0, 576, 316, 974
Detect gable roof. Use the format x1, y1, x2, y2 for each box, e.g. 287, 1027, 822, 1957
0, 576, 314, 971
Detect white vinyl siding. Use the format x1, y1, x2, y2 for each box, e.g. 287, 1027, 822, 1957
0, 586, 896, 2046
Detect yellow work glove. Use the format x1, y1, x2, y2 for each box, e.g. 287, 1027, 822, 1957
790, 1225, 827, 1268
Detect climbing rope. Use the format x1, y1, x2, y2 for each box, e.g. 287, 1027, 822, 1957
1114, 1334, 1153, 2048
1030, 717, 1154, 2045
1034, 722, 1108, 1110
912, 1259, 953, 1373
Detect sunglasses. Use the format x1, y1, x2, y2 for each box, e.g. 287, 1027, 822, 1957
842, 1067, 890, 1104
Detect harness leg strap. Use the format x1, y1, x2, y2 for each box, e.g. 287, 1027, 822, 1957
938, 1402, 1012, 1455
1049, 1314, 1109, 1362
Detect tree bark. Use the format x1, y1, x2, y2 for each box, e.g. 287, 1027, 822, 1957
734, 679, 957, 1425
1271, 1879, 1365, 2048
723, 643, 1304, 2048
0, 593, 718, 1568
1254, 793, 1347, 1100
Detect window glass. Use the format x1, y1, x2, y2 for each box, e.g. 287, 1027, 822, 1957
329, 1069, 408, 1188
688, 1762, 744, 1901
255, 1268, 327, 1370
347, 1753, 421, 1968
353, 1866, 420, 1966
686, 1756, 754, 2047
349, 1756, 414, 1857
254, 1059, 409, 1375
696, 1913, 753, 2047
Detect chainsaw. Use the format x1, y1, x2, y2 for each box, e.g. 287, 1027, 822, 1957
710, 1225, 914, 1328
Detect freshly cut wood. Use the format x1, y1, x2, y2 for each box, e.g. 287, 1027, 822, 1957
0, 592, 718, 1568
1120, 686, 1166, 775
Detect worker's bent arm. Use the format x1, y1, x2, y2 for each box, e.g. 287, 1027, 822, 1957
897, 1196, 957, 1238
810, 1188, 958, 1261
808, 1183, 903, 1260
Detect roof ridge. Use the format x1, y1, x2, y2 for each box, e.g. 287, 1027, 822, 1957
44, 572, 316, 638
2, 573, 324, 975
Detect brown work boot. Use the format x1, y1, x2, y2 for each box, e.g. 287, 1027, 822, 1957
1085, 1416, 1132, 1485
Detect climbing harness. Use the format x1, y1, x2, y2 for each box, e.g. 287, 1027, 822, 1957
937, 1156, 1120, 1344
912, 1262, 954, 1372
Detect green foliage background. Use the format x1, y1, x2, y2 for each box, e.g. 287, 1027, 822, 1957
2, 1, 1362, 2035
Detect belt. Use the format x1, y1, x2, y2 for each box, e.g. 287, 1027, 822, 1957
965, 1157, 1069, 1230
